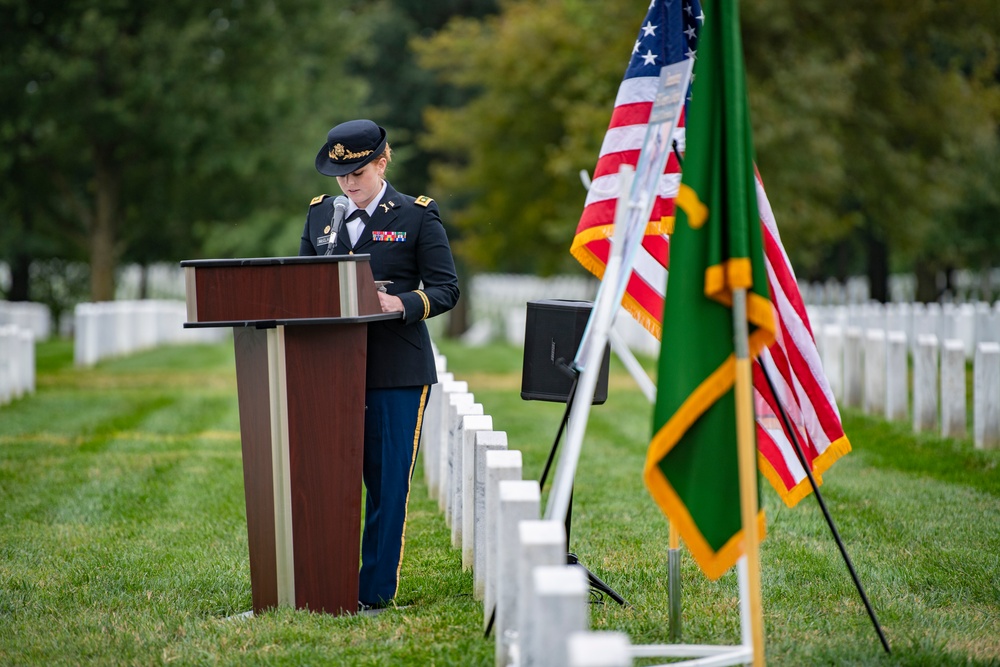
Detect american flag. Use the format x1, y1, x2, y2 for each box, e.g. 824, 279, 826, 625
572, 0, 850, 506
571, 0, 701, 337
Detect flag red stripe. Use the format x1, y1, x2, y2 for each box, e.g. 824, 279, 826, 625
759, 338, 822, 462
762, 226, 816, 341
594, 150, 642, 180
577, 200, 618, 233
772, 314, 843, 448
609, 102, 653, 129
642, 234, 670, 268
625, 269, 664, 318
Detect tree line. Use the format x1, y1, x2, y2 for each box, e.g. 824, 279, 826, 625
2, 0, 998, 314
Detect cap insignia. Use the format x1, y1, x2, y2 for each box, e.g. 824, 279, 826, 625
328, 143, 374, 161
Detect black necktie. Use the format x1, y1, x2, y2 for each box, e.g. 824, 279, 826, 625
347, 209, 370, 222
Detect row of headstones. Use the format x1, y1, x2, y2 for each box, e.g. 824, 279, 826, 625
808, 301, 1000, 360
0, 300, 52, 341
816, 326, 1000, 448
0, 325, 36, 408
461, 274, 597, 347
801, 270, 1000, 306
419, 351, 635, 667
73, 300, 228, 367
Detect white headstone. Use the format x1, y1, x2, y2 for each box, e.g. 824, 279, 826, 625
434, 380, 468, 506
485, 449, 522, 629
525, 565, 589, 667
496, 481, 541, 667
422, 370, 453, 498
0, 326, 13, 404
821, 324, 844, 400
974, 342, 1000, 449
864, 329, 886, 415
885, 331, 908, 421
460, 415, 494, 568
567, 632, 633, 667
955, 303, 977, 358
913, 334, 939, 432
441, 389, 473, 515
517, 520, 568, 667
449, 402, 484, 540
843, 327, 864, 408
74, 303, 99, 367
473, 431, 508, 599
941, 340, 967, 438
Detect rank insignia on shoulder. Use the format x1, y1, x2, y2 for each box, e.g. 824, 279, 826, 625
310, 194, 329, 206
414, 195, 433, 207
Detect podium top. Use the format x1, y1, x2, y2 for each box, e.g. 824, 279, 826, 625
182, 255, 399, 328
180, 255, 371, 269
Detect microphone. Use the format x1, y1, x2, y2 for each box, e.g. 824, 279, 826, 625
324, 195, 349, 255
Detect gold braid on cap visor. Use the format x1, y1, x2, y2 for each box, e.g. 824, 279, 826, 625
328, 143, 375, 161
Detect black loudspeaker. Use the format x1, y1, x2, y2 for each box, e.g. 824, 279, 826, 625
520, 299, 610, 404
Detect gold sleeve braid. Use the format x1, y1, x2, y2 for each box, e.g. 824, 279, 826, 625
414, 290, 430, 320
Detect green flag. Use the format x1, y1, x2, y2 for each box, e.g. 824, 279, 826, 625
644, 0, 776, 581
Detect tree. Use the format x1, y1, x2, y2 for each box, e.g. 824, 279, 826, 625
742, 0, 1000, 300
414, 1, 640, 275
415, 0, 1000, 294
343, 0, 499, 198
0, 1, 367, 301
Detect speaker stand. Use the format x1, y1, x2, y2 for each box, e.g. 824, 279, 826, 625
538, 363, 628, 607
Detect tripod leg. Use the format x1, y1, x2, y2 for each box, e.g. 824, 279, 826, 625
566, 553, 629, 607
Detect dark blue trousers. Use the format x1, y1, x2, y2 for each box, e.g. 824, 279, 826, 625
358, 385, 429, 606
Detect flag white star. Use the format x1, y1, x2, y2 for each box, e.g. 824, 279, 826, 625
642, 49, 658, 66
649, 0, 656, 8
696, 10, 705, 23
641, 21, 657, 37
686, 46, 697, 60
685, 25, 696, 40
633, 39, 641, 54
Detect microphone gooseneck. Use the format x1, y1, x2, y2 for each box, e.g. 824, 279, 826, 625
324, 195, 350, 255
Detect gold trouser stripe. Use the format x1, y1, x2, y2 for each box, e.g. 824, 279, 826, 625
395, 385, 429, 589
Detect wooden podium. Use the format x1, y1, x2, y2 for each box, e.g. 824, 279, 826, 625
181, 255, 398, 616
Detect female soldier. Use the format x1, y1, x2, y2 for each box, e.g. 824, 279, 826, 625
300, 119, 459, 610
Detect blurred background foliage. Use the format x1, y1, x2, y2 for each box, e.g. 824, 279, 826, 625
2, 0, 998, 308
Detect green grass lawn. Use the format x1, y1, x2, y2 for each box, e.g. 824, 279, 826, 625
0, 337, 998, 666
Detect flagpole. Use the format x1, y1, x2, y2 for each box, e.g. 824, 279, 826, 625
668, 521, 682, 642
732, 287, 766, 667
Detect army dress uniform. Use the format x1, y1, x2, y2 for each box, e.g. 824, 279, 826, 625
300, 119, 459, 609
299, 184, 458, 389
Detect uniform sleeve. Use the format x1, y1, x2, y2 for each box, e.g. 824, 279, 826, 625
397, 201, 460, 325
299, 212, 317, 256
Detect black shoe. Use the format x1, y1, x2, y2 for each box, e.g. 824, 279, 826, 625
357, 600, 390, 616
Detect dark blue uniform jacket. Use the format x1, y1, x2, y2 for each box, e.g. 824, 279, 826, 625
299, 182, 459, 389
